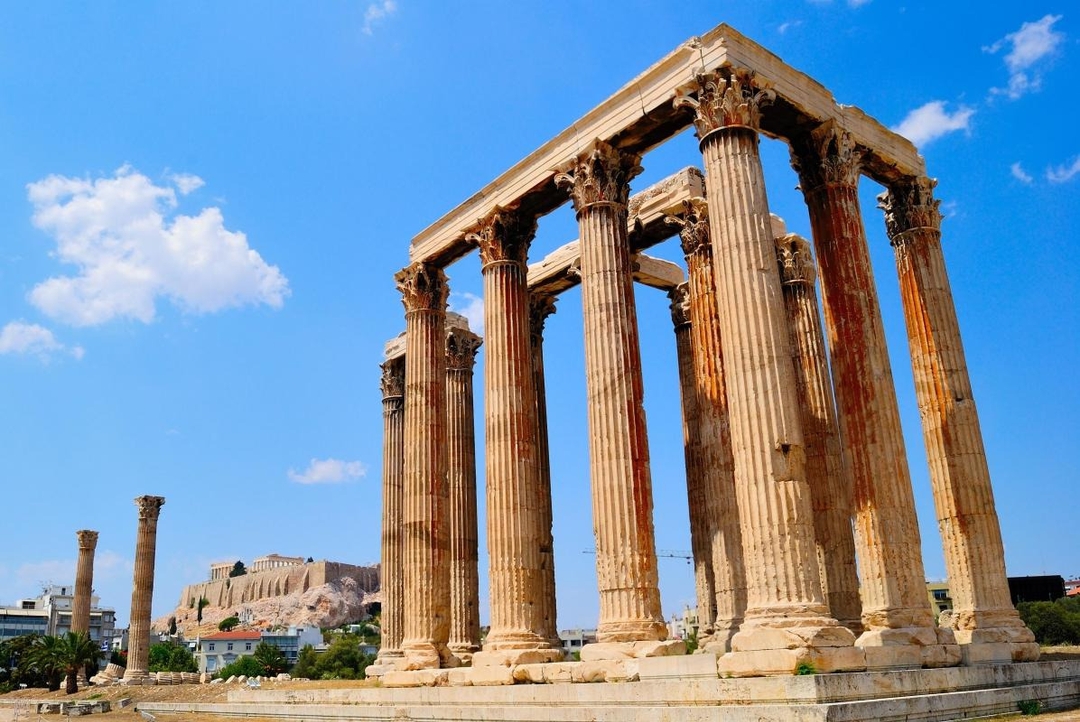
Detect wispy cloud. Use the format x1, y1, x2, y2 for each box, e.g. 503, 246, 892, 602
167, 172, 205, 195
985, 15, 1065, 100
1010, 162, 1034, 184
892, 101, 975, 147
288, 458, 367, 485
1046, 155, 1080, 183
449, 291, 484, 335
362, 0, 397, 36
26, 165, 289, 327
805, 0, 870, 6
0, 321, 83, 360
778, 20, 803, 34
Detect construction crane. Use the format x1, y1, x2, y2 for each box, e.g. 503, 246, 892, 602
582, 549, 692, 564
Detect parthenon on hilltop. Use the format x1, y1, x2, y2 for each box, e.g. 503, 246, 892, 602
369, 22, 1039, 684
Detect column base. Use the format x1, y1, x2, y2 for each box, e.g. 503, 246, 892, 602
698, 620, 740, 655
365, 650, 407, 677
717, 619, 865, 677
400, 641, 456, 670
596, 618, 668, 643
952, 627, 1040, 665
120, 670, 153, 685
447, 643, 480, 666
857, 626, 961, 669
579, 639, 686, 662
473, 648, 565, 667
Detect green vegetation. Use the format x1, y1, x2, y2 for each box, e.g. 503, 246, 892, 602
291, 635, 374, 680
196, 597, 210, 624
794, 661, 817, 676
251, 642, 289, 676
218, 616, 240, 632
1018, 699, 1043, 715
148, 641, 198, 673
1017, 596, 1080, 645
215, 655, 264, 679
229, 560, 247, 578
12, 632, 103, 694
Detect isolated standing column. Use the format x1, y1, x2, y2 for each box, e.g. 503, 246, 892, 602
72, 530, 99, 636
123, 496, 165, 684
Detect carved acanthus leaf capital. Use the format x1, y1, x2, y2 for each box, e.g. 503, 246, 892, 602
465, 206, 537, 267
673, 66, 774, 138
789, 121, 864, 191
135, 495, 165, 521
76, 530, 99, 551
380, 357, 405, 399
554, 140, 643, 213
395, 262, 449, 313
668, 283, 691, 328
446, 327, 482, 370
665, 197, 712, 257
775, 233, 817, 286
878, 176, 942, 244
529, 293, 557, 337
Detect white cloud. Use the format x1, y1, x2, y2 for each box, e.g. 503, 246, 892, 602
778, 20, 803, 34
1046, 156, 1080, 183
26, 166, 289, 327
847, 0, 871, 6
167, 173, 205, 195
1010, 162, 1033, 184
362, 0, 397, 36
892, 101, 975, 147
985, 15, 1065, 100
0, 321, 83, 360
288, 458, 367, 485
15, 559, 76, 589
449, 291, 484, 335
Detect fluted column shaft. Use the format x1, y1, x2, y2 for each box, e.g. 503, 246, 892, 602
529, 294, 560, 648
775, 233, 862, 632
446, 326, 482, 659
396, 262, 451, 669
72, 530, 98, 636
668, 284, 717, 639
882, 177, 1036, 661
556, 141, 665, 643
669, 199, 747, 650
376, 357, 405, 664
124, 496, 164, 682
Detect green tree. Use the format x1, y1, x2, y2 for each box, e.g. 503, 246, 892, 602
148, 641, 197, 673
252, 642, 289, 676
55, 632, 102, 694
290, 634, 373, 680
215, 655, 263, 679
1018, 598, 1080, 645
196, 597, 210, 624
218, 616, 240, 632
229, 560, 247, 578
168, 616, 178, 636
291, 644, 319, 679
26, 634, 65, 691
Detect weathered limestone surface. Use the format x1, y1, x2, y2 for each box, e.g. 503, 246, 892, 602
445, 320, 483, 662
395, 263, 452, 670
679, 68, 859, 676
881, 176, 1038, 664
123, 496, 165, 683
790, 123, 957, 669
667, 198, 746, 653
555, 140, 666, 649
773, 224, 862, 634
72, 530, 98, 635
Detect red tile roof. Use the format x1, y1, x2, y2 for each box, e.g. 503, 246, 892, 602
201, 629, 261, 641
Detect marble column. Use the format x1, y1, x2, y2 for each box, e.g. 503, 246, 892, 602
445, 322, 483, 662
789, 121, 958, 669
555, 140, 671, 657
773, 228, 862, 633
667, 198, 747, 653
72, 530, 98, 636
467, 208, 563, 666
529, 293, 561, 650
123, 495, 165, 684
395, 262, 452, 670
369, 354, 405, 676
880, 176, 1038, 664
667, 283, 717, 642
675, 68, 860, 676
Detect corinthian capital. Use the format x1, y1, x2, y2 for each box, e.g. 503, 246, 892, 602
76, 530, 99, 551
789, 121, 864, 191
446, 326, 482, 371
395, 262, 449, 313
674, 65, 774, 138
465, 206, 537, 267
380, 357, 405, 399
775, 233, 817, 286
878, 176, 942, 244
668, 282, 691, 328
665, 197, 712, 257
135, 495, 165, 521
529, 293, 557, 338
554, 140, 643, 213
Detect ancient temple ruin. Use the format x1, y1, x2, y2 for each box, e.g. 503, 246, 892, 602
369, 22, 1038, 683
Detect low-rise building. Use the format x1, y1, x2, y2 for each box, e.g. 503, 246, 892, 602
0, 585, 115, 646
196, 626, 323, 673
558, 628, 596, 657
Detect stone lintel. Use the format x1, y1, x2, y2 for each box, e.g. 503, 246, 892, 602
384, 312, 472, 362
410, 23, 923, 266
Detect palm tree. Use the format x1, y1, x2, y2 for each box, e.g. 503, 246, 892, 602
56, 632, 102, 694
26, 635, 64, 692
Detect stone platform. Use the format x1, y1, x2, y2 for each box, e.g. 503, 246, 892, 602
132, 660, 1080, 722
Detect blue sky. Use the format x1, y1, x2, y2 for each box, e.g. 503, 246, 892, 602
1, 2, 1077, 631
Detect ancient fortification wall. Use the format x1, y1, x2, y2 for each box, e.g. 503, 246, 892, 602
177, 561, 379, 609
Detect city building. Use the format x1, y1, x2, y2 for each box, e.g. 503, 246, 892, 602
927, 582, 953, 615
0, 585, 115, 647
196, 626, 323, 673
558, 628, 597, 658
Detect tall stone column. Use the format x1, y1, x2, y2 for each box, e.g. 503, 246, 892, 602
667, 283, 717, 642
529, 293, 561, 650
675, 68, 860, 677
395, 262, 452, 670
773, 228, 862, 633
445, 322, 483, 663
123, 496, 165, 684
555, 140, 672, 658
789, 121, 958, 669
368, 354, 406, 676
72, 530, 98, 636
881, 176, 1038, 664
467, 208, 563, 666
667, 198, 746, 653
